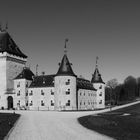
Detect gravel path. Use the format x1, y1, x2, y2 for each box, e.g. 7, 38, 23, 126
2, 100, 140, 140
6, 111, 112, 140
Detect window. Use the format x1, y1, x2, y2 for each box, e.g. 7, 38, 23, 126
30, 101, 33, 106
41, 100, 45, 106
66, 100, 70, 106
41, 90, 44, 95
80, 92, 82, 96
65, 79, 70, 85
99, 85, 102, 89
84, 102, 85, 105
80, 102, 82, 105
26, 82, 28, 88
17, 100, 20, 106
29, 90, 33, 96
66, 89, 70, 95
84, 93, 85, 96
99, 100, 102, 104
99, 92, 102, 96
17, 91, 20, 96
51, 89, 54, 95
17, 82, 20, 88
26, 101, 28, 106
51, 100, 54, 106
26, 91, 28, 96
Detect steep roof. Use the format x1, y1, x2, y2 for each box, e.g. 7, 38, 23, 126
15, 67, 34, 80
91, 67, 105, 84
77, 78, 96, 90
56, 54, 76, 77
0, 31, 27, 58
29, 75, 55, 88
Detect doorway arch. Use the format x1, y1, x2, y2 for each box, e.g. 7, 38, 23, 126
7, 96, 13, 109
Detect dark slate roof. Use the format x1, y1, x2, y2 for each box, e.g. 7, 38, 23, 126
0, 31, 27, 58
15, 67, 34, 80
29, 75, 55, 88
56, 54, 76, 77
77, 78, 96, 90
91, 67, 105, 84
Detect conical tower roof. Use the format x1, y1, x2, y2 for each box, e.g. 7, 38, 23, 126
91, 67, 104, 84
0, 30, 27, 58
56, 39, 76, 77
56, 54, 76, 77
91, 57, 105, 84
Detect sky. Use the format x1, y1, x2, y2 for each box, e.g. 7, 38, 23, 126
0, 0, 140, 83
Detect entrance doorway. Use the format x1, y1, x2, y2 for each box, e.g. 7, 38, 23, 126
7, 96, 13, 109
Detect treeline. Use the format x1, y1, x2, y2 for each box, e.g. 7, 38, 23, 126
105, 76, 140, 105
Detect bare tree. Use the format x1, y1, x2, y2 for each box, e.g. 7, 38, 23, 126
106, 78, 118, 105
107, 78, 118, 89
124, 76, 136, 100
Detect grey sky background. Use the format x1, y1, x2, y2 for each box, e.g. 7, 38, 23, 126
0, 0, 140, 83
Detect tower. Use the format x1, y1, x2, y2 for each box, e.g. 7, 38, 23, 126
14, 67, 34, 109
54, 39, 77, 110
91, 57, 105, 108
0, 29, 27, 109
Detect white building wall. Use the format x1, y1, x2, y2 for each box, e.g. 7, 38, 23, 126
6, 53, 26, 91
28, 87, 54, 111
93, 83, 105, 108
0, 54, 7, 108
0, 52, 26, 109
77, 89, 96, 110
54, 76, 76, 110
14, 79, 32, 109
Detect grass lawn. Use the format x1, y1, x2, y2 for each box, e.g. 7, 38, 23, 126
0, 113, 20, 140
78, 103, 140, 140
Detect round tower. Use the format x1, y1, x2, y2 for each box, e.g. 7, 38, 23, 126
91, 57, 105, 109
54, 39, 77, 111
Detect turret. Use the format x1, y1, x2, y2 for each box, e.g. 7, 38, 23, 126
91, 57, 105, 108
54, 39, 77, 111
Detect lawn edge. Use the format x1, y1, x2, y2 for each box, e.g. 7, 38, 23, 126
3, 114, 21, 140
77, 100, 140, 140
